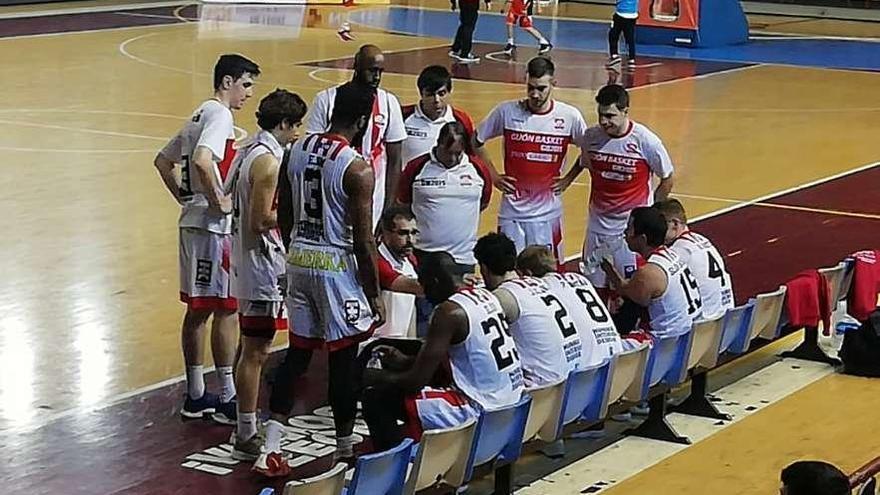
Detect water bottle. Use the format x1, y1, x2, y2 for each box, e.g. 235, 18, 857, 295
582, 235, 625, 274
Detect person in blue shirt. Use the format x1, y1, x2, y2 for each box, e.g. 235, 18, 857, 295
608, 0, 639, 69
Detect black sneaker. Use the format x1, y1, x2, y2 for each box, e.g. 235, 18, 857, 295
503, 43, 516, 55
538, 42, 553, 54
211, 397, 237, 426
180, 392, 219, 419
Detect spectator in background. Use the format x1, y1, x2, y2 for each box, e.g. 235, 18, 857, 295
607, 0, 639, 70
780, 461, 850, 495
450, 0, 492, 63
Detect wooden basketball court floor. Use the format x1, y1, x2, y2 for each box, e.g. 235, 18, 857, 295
1, 1, 879, 493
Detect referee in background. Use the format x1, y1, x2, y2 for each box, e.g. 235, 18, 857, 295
450, 0, 491, 64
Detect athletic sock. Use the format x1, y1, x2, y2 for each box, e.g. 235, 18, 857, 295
186, 365, 205, 400
265, 420, 285, 454
217, 366, 236, 403
237, 411, 258, 441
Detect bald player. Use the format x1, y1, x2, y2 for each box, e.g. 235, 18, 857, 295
306, 44, 406, 230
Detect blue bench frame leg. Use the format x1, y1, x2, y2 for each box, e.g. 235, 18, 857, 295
625, 393, 691, 445
670, 372, 732, 421
779, 326, 841, 366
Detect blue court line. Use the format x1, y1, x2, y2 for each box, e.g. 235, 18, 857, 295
350, 6, 880, 71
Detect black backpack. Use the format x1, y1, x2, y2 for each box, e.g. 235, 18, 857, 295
840, 309, 880, 377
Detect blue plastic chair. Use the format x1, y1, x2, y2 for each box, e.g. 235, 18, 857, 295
639, 331, 693, 400
558, 358, 613, 432
343, 438, 414, 495
463, 395, 532, 482
718, 301, 755, 355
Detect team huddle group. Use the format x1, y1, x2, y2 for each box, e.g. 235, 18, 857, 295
152, 44, 736, 478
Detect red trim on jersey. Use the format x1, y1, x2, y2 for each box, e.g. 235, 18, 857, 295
239, 315, 288, 338
451, 107, 475, 136
369, 95, 383, 168
180, 292, 238, 311
218, 139, 237, 181
608, 120, 635, 139
288, 324, 377, 351
402, 389, 470, 442
401, 104, 417, 120
301, 133, 319, 151
322, 133, 350, 146
398, 153, 432, 204
471, 156, 494, 210
329, 141, 345, 161
377, 250, 402, 289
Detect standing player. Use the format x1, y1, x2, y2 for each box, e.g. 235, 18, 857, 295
260, 85, 385, 476
226, 89, 307, 460
306, 44, 406, 230
475, 56, 587, 263
556, 84, 674, 291
474, 233, 587, 387
502, 0, 552, 56
153, 54, 259, 420
401, 65, 476, 164
654, 199, 734, 320
362, 251, 524, 451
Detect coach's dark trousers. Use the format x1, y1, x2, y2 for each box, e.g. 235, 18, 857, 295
451, 0, 479, 56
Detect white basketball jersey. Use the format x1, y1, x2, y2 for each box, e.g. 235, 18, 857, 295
499, 277, 581, 387
543, 272, 623, 367
229, 130, 286, 302
159, 99, 237, 234
287, 134, 362, 250
646, 247, 701, 337
670, 231, 734, 320
448, 288, 524, 410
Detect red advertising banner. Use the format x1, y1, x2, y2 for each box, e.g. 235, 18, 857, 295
637, 0, 699, 30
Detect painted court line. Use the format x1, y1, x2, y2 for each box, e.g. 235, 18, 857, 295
0, 0, 188, 19
563, 159, 880, 264
673, 192, 880, 221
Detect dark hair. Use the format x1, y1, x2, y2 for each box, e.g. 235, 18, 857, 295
255, 89, 307, 131
437, 121, 473, 155
630, 206, 668, 248
781, 461, 850, 495
417, 65, 453, 94
653, 198, 687, 224
595, 84, 629, 110
474, 233, 517, 276
527, 56, 555, 78
213, 54, 260, 91
418, 251, 461, 304
380, 205, 415, 232
516, 245, 556, 277
330, 83, 376, 129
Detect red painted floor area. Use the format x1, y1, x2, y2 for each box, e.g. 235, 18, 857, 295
3, 169, 878, 495
308, 44, 750, 90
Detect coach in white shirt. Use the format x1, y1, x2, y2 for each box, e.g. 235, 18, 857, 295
375, 206, 422, 338
306, 44, 406, 229
398, 121, 492, 273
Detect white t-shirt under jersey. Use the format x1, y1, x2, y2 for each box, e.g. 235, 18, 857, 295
160, 99, 237, 234
476, 99, 588, 223
581, 121, 674, 235
306, 85, 406, 229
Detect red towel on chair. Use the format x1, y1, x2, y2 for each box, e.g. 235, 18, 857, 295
785, 269, 832, 334
848, 250, 880, 322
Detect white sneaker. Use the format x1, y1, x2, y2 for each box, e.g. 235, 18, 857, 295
457, 53, 480, 63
